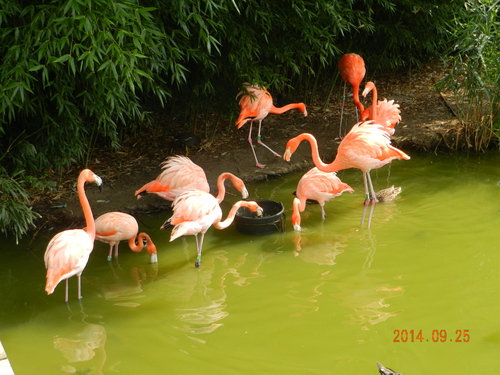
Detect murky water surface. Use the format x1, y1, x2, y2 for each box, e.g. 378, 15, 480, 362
1, 151, 500, 374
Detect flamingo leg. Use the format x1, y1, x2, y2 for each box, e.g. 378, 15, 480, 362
65, 279, 69, 303
338, 81, 347, 139
362, 172, 371, 206
320, 204, 326, 219
247, 122, 265, 168
256, 120, 281, 158
107, 245, 113, 261
114, 243, 119, 259
195, 232, 205, 268
361, 172, 378, 228
77, 274, 83, 300
366, 172, 379, 204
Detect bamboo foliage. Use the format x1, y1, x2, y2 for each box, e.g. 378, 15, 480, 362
438, 0, 500, 152
0, 0, 468, 241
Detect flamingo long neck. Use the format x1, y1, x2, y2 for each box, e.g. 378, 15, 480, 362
270, 103, 306, 115
370, 84, 378, 119
127, 236, 143, 252
79, 174, 96, 241
295, 134, 339, 173
213, 201, 249, 230
214, 173, 230, 203
351, 85, 365, 114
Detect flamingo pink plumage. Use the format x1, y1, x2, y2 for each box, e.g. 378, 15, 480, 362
160, 189, 263, 267
292, 167, 354, 231
338, 53, 366, 137
95, 212, 158, 263
284, 124, 410, 227
135, 155, 248, 203
236, 84, 307, 168
44, 169, 102, 302
361, 81, 401, 135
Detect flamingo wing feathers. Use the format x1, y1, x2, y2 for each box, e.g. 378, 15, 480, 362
335, 122, 410, 172
235, 85, 273, 128
44, 229, 93, 294
95, 212, 139, 244
135, 156, 209, 200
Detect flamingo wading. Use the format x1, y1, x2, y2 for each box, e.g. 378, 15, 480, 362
44, 169, 102, 302
161, 190, 263, 267
95, 212, 158, 263
292, 167, 354, 231
283, 125, 410, 227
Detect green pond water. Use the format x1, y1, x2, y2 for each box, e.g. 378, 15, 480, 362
1, 151, 500, 374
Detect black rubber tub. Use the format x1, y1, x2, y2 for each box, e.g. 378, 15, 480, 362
235, 200, 286, 235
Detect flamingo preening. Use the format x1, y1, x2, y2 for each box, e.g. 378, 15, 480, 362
361, 81, 401, 135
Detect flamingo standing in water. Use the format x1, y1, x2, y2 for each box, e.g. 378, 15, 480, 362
135, 155, 248, 203
338, 53, 366, 138
95, 212, 158, 263
292, 167, 354, 231
236, 84, 307, 168
160, 190, 263, 267
361, 81, 401, 134
283, 124, 410, 227
44, 169, 102, 302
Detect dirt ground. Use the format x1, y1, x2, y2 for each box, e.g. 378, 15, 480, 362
31, 62, 460, 235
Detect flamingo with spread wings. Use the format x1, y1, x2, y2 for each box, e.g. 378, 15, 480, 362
135, 155, 248, 203
95, 212, 158, 263
44, 169, 102, 302
236, 84, 307, 168
161, 190, 263, 267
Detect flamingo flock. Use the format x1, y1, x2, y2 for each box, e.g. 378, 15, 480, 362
44, 53, 409, 302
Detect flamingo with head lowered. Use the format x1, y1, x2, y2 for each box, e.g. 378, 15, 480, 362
94, 212, 158, 263
160, 189, 263, 267
236, 84, 307, 168
284, 123, 410, 227
135, 155, 248, 203
292, 167, 354, 231
338, 53, 366, 138
44, 169, 102, 302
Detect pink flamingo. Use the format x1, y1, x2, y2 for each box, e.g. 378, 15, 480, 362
283, 124, 410, 227
135, 155, 248, 203
338, 53, 366, 137
236, 84, 307, 168
95, 212, 158, 263
292, 167, 354, 231
44, 169, 103, 302
361, 81, 401, 134
160, 189, 263, 267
